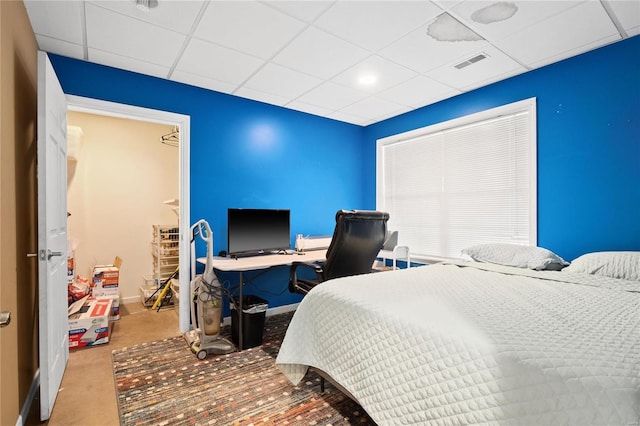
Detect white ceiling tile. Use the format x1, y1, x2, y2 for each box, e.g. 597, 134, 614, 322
427, 45, 525, 90
463, 67, 525, 92
23, 0, 637, 126
451, 1, 581, 42
88, 1, 205, 35
170, 70, 238, 94
338, 96, 410, 121
194, 1, 305, 60
296, 82, 368, 111
327, 110, 370, 125
495, 1, 621, 68
273, 26, 370, 80
414, 90, 462, 110
379, 19, 488, 73
244, 63, 323, 99
313, 1, 443, 52
284, 101, 335, 117
530, 34, 622, 69
36, 35, 84, 60
625, 26, 640, 37
431, 1, 465, 12
263, 1, 334, 23
332, 55, 418, 93
604, 0, 640, 35
233, 86, 290, 107
378, 75, 459, 107
376, 107, 413, 122
85, 3, 185, 65
88, 48, 171, 78
24, 0, 84, 44
176, 38, 265, 85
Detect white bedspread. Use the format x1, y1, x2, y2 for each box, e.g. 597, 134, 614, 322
275, 262, 640, 425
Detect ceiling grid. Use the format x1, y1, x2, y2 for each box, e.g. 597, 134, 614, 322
24, 0, 639, 125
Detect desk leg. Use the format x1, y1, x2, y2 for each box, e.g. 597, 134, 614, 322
238, 271, 243, 351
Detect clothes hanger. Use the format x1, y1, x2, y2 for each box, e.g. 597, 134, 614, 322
161, 126, 179, 147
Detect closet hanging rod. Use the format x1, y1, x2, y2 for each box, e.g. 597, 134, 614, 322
161, 126, 179, 147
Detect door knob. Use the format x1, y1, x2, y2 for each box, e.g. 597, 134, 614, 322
47, 250, 63, 260
0, 311, 10, 328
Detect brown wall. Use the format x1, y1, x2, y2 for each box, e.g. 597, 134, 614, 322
0, 1, 39, 424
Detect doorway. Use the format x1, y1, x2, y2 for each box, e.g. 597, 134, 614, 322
67, 95, 191, 332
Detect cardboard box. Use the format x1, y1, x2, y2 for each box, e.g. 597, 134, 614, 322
92, 256, 122, 296
68, 296, 113, 349
67, 255, 74, 284
101, 294, 120, 321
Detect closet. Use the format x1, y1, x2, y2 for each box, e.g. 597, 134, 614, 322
66, 111, 179, 305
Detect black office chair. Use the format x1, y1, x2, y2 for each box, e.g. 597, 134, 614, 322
289, 210, 390, 295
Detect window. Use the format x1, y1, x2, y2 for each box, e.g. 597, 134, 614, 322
376, 98, 536, 262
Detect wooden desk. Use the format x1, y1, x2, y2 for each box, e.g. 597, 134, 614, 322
197, 250, 326, 349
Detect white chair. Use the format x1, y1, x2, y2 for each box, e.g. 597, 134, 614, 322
375, 231, 410, 271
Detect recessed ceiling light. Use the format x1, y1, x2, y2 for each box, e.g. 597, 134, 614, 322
358, 74, 378, 86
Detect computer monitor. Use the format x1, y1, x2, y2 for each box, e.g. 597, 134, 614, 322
227, 208, 290, 257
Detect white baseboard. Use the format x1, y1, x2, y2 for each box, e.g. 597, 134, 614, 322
265, 302, 299, 317
122, 296, 299, 316
15, 369, 39, 426
120, 296, 298, 327
121, 295, 139, 305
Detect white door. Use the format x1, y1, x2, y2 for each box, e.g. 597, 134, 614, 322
37, 51, 69, 421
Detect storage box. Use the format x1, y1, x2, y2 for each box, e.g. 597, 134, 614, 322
67, 255, 74, 284
140, 275, 175, 308
143, 274, 158, 288
68, 296, 113, 349
67, 238, 78, 284
139, 283, 157, 307
102, 294, 120, 321
92, 256, 122, 296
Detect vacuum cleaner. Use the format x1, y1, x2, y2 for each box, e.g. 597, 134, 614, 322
183, 219, 234, 359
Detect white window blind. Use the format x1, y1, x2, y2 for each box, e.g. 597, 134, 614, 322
377, 98, 536, 261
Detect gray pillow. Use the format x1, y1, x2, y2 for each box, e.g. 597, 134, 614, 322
462, 243, 569, 271
563, 251, 640, 281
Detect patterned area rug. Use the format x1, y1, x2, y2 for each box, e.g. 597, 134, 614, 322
112, 313, 376, 425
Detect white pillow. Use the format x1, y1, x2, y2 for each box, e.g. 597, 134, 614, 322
462, 243, 569, 271
563, 251, 640, 281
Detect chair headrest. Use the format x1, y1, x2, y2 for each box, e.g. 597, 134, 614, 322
335, 210, 390, 222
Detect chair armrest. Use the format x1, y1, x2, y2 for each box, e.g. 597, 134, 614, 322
289, 261, 323, 293
290, 261, 323, 279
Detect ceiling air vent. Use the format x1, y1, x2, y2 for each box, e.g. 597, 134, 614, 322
454, 53, 488, 70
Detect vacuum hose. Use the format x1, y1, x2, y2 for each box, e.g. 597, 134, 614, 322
197, 273, 224, 336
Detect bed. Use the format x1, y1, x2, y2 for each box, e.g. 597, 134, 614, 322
275, 247, 640, 425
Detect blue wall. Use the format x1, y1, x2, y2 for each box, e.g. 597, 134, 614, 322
50, 35, 639, 309
49, 54, 365, 309
363, 35, 640, 261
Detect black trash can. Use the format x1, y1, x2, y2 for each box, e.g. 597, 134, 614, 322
230, 295, 268, 349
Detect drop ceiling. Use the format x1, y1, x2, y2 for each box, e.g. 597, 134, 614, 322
24, 0, 639, 126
